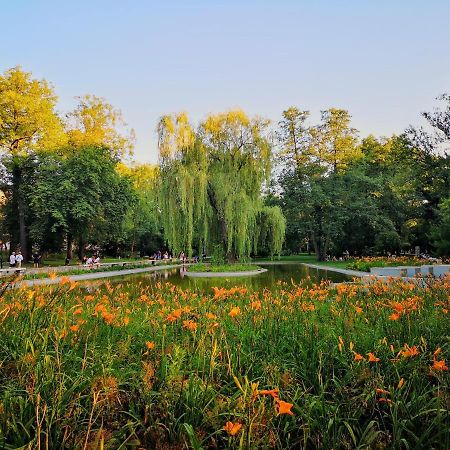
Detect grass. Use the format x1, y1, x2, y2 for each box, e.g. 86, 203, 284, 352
255, 254, 351, 269
190, 263, 261, 273
0, 275, 448, 448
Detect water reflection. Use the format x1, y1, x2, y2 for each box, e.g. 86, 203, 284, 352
82, 263, 350, 293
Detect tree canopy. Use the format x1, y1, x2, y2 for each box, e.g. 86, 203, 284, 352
158, 110, 285, 260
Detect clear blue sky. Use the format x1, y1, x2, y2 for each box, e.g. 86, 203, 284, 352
1, 0, 449, 163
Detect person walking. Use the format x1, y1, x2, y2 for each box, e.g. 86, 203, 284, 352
9, 252, 16, 268
15, 251, 24, 269
33, 252, 40, 268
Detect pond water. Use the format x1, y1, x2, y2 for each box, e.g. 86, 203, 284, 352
85, 263, 351, 293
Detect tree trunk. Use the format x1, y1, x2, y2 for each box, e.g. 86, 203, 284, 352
77, 236, 85, 261
12, 163, 28, 261
66, 233, 73, 260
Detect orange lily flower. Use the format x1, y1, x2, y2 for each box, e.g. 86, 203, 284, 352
367, 352, 380, 363
223, 421, 242, 436
353, 352, 365, 361
432, 359, 448, 371
276, 399, 295, 416
229, 307, 241, 318
183, 320, 198, 331
258, 388, 279, 398
399, 344, 420, 358
146, 341, 155, 350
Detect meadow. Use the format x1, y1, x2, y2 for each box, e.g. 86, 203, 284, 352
0, 275, 448, 449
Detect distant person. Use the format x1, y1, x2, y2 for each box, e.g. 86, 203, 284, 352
9, 252, 16, 268
15, 251, 24, 269
93, 255, 101, 267
86, 256, 93, 267
33, 252, 41, 268
65, 257, 70, 266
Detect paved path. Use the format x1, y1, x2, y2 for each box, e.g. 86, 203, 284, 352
302, 263, 367, 278
17, 264, 190, 288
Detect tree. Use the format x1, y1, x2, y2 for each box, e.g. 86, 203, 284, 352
0, 66, 66, 259
276, 107, 361, 260
117, 163, 162, 256
66, 94, 135, 158
405, 94, 450, 253
29, 147, 134, 260
310, 108, 360, 173
158, 111, 285, 260
431, 198, 450, 256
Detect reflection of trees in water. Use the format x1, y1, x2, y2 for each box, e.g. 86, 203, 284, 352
80, 264, 349, 293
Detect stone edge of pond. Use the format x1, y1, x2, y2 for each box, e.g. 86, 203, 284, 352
185, 268, 268, 278
302, 263, 367, 278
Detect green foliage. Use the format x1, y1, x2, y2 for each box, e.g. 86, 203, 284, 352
189, 263, 259, 272
431, 197, 450, 256
28, 147, 134, 255
158, 111, 285, 260
0, 279, 448, 448
277, 99, 450, 259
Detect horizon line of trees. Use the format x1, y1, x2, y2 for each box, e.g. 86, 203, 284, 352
0, 66, 449, 262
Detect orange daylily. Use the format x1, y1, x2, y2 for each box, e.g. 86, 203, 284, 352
431, 359, 448, 371
258, 388, 279, 398
229, 307, 241, 318
60, 276, 71, 285
367, 352, 380, 363
353, 352, 365, 361
276, 399, 295, 416
389, 312, 400, 321
223, 421, 242, 436
183, 319, 198, 331
399, 344, 420, 358
251, 300, 262, 311
375, 388, 390, 395
145, 341, 155, 350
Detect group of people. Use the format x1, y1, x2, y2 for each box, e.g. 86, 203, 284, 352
82, 255, 101, 267
152, 250, 173, 260
8, 251, 24, 268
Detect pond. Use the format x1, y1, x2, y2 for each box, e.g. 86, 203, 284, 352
84, 263, 351, 292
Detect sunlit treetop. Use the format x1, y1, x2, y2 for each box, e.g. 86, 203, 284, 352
0, 66, 67, 155
66, 94, 135, 158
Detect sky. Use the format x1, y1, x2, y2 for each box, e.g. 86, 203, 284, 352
1, 0, 449, 163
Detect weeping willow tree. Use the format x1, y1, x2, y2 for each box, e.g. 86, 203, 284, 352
158, 110, 285, 261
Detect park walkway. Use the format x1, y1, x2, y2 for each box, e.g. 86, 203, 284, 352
302, 263, 367, 278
